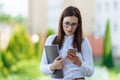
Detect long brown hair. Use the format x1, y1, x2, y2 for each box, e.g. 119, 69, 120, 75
52, 6, 83, 52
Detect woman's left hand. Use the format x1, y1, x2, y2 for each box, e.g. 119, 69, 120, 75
66, 53, 82, 66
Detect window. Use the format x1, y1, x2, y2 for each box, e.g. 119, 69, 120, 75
114, 1, 118, 11
113, 22, 117, 32
105, 2, 109, 11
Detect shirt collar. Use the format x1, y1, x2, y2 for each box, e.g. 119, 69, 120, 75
64, 34, 74, 39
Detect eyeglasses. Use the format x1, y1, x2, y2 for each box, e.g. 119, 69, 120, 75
63, 22, 78, 29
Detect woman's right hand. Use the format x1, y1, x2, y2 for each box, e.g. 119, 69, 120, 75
50, 56, 64, 71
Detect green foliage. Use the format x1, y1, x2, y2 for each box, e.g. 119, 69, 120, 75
0, 13, 26, 24
0, 50, 4, 77
102, 20, 114, 68
0, 14, 12, 23
0, 24, 39, 77
0, 50, 12, 77
34, 38, 41, 59
6, 25, 35, 60
0, 60, 44, 80
46, 28, 55, 37
0, 50, 4, 67
0, 26, 55, 78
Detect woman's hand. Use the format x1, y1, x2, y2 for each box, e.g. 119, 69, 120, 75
50, 56, 64, 71
66, 53, 82, 66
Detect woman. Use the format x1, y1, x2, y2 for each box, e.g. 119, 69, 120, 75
40, 6, 94, 80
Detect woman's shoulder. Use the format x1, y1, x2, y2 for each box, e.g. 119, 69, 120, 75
82, 37, 88, 42
45, 34, 57, 45
82, 37, 91, 46
47, 34, 57, 40
82, 37, 92, 53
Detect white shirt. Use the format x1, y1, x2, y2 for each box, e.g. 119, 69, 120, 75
40, 34, 94, 80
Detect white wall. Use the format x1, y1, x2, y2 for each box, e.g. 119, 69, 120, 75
95, 0, 120, 57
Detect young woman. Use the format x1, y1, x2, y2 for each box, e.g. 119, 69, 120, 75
40, 6, 94, 80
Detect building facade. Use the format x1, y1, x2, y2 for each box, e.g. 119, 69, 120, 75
28, 0, 94, 36
94, 0, 120, 57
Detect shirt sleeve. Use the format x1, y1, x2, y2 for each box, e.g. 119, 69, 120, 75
40, 35, 56, 75
79, 38, 94, 77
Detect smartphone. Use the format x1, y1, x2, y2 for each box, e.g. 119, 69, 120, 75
67, 49, 76, 55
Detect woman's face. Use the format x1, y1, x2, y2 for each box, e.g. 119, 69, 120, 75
62, 16, 78, 36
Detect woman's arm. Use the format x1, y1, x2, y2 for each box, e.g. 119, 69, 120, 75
40, 35, 57, 75
79, 38, 94, 77
40, 48, 54, 74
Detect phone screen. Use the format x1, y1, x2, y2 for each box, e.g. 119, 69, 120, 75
67, 49, 76, 54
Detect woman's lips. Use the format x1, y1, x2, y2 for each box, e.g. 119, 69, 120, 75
68, 31, 72, 33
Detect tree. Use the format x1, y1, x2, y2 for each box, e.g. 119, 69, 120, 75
102, 20, 114, 68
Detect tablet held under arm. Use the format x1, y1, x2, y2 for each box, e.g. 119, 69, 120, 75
44, 45, 63, 78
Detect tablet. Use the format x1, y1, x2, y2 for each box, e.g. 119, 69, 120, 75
44, 45, 59, 63
44, 45, 63, 78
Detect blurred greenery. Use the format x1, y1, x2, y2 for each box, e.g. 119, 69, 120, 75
6, 25, 35, 60
0, 21, 56, 79
0, 24, 41, 77
46, 28, 55, 37
0, 59, 50, 80
0, 14, 26, 24
94, 59, 120, 80
34, 36, 41, 59
0, 3, 26, 24
102, 20, 114, 68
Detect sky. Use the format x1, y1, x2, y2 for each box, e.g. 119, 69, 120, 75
0, 0, 28, 17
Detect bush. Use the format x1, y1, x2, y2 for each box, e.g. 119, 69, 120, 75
6, 24, 35, 60
102, 20, 114, 68
0, 24, 37, 77
46, 28, 55, 37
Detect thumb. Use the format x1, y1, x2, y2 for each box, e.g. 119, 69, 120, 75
56, 55, 62, 60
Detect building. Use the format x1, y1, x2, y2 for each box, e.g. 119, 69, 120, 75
27, 0, 94, 36
94, 0, 120, 57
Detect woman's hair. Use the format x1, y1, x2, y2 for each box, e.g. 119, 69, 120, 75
52, 6, 83, 52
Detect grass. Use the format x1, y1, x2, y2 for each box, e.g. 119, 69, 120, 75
1, 59, 120, 80
0, 59, 50, 80
93, 60, 120, 80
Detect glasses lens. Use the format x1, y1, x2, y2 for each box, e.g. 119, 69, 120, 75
63, 22, 77, 28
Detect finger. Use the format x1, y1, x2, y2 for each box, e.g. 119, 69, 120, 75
56, 55, 62, 60
61, 60, 64, 64
61, 62, 64, 66
62, 65, 64, 68
67, 53, 75, 58
66, 58, 73, 62
69, 53, 76, 57
67, 54, 74, 59
59, 60, 63, 63
66, 55, 74, 61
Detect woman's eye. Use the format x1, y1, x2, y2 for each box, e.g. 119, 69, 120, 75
65, 22, 70, 25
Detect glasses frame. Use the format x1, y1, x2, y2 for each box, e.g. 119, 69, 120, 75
63, 22, 78, 29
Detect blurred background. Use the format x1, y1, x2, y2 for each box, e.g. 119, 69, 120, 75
0, 0, 120, 80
